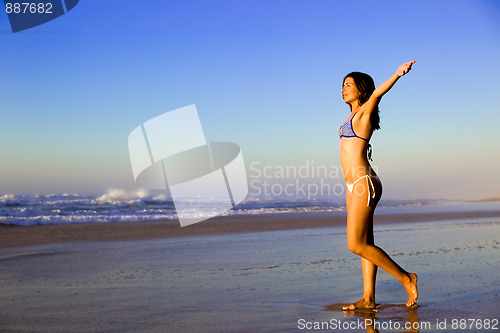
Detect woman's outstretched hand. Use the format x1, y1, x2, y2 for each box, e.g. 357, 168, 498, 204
396, 61, 415, 77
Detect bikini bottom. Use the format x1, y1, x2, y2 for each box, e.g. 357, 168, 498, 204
346, 175, 381, 206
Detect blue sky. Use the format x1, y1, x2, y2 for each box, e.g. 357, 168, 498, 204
1, 0, 499, 200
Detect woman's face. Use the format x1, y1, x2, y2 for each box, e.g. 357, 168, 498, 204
342, 77, 360, 106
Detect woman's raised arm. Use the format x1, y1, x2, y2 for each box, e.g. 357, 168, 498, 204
362, 61, 415, 113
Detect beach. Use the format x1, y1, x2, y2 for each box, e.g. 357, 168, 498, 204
1, 209, 499, 332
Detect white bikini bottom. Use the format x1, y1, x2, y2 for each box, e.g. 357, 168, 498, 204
346, 175, 381, 206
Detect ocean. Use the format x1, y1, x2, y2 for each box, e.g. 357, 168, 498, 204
1, 189, 499, 226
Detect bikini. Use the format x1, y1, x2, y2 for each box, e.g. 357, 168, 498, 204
339, 112, 380, 206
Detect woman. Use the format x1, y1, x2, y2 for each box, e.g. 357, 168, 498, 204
339, 61, 418, 310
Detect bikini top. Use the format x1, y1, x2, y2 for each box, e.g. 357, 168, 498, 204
339, 112, 373, 161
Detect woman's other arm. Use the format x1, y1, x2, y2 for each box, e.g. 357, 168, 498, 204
362, 61, 415, 113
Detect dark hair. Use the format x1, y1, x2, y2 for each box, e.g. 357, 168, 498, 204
343, 72, 380, 131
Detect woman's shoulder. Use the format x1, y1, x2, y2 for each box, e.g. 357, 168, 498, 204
355, 108, 372, 122
353, 108, 375, 134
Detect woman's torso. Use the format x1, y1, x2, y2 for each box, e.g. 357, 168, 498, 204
339, 111, 378, 183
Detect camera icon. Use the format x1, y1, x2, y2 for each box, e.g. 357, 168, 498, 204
128, 105, 248, 227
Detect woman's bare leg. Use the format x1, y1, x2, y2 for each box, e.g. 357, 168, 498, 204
344, 178, 418, 308
343, 257, 378, 310
343, 194, 378, 310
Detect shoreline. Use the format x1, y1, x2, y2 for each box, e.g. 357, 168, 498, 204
2, 210, 500, 249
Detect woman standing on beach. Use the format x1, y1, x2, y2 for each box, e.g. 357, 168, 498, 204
339, 61, 418, 310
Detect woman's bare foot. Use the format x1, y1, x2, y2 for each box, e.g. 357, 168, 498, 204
342, 297, 376, 311
404, 273, 418, 307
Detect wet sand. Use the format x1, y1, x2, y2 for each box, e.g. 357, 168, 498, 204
2, 210, 500, 248
1, 212, 499, 332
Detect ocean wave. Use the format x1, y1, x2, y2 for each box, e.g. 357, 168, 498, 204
96, 188, 150, 204
0, 189, 473, 226
0, 189, 178, 226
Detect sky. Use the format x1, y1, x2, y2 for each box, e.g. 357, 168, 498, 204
1, 0, 499, 201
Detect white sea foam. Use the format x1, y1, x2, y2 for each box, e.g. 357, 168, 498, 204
96, 188, 150, 204
0, 194, 19, 206
1, 189, 483, 226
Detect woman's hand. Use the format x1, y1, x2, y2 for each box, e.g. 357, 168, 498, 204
396, 60, 415, 77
